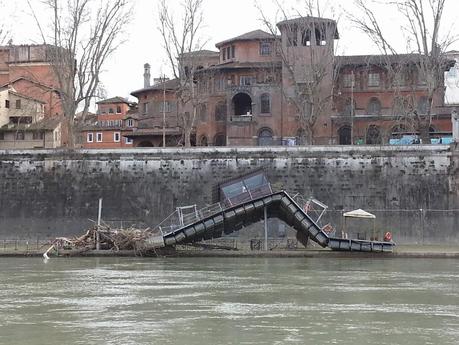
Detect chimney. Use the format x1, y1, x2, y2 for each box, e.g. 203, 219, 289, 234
143, 63, 151, 88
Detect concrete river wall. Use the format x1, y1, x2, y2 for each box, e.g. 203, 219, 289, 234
1, 146, 458, 243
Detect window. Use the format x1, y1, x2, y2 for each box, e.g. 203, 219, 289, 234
368, 73, 380, 87
16, 131, 25, 140
126, 119, 134, 127
222, 49, 226, 61
366, 125, 382, 145
15, 99, 21, 109
116, 106, 122, 114
367, 97, 382, 115
5, 100, 9, 109
214, 77, 225, 92
215, 101, 227, 122
109, 108, 114, 114
96, 132, 103, 142
0, 132, 4, 140
240, 76, 255, 86
338, 126, 352, 145
159, 101, 171, 113
87, 133, 94, 143
142, 102, 149, 114
114, 132, 121, 142
226, 47, 231, 60
301, 29, 311, 46
258, 128, 273, 146
125, 137, 133, 144
315, 28, 326, 46
260, 42, 272, 56
394, 72, 406, 87
214, 133, 226, 146
260, 93, 271, 114
231, 45, 235, 58
287, 26, 298, 46
342, 74, 355, 88
33, 131, 45, 140
199, 104, 207, 122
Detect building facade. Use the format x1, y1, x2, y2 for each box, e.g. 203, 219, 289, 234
0, 87, 63, 149
80, 97, 135, 149
0, 44, 63, 118
128, 16, 455, 147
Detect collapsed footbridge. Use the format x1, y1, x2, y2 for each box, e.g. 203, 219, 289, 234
148, 171, 395, 253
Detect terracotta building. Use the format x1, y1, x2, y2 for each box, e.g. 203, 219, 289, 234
0, 44, 63, 118
129, 16, 454, 147
0, 44, 67, 149
79, 97, 135, 149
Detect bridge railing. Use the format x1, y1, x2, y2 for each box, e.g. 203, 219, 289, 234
224, 183, 273, 207
154, 202, 224, 237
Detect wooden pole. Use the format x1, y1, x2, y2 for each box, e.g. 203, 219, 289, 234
264, 206, 268, 251
96, 198, 103, 250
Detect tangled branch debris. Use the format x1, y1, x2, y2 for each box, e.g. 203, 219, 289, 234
43, 224, 153, 257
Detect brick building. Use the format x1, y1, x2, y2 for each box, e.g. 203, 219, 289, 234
129, 16, 454, 147
79, 97, 135, 149
0, 44, 66, 149
0, 44, 63, 118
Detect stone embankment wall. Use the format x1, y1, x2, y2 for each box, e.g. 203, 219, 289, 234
0, 146, 458, 243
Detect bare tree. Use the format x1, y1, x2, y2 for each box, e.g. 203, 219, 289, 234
0, 0, 10, 45
27, 0, 132, 147
349, 0, 457, 142
158, 0, 207, 147
257, 0, 341, 144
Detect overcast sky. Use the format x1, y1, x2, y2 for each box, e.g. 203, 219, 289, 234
2, 0, 459, 102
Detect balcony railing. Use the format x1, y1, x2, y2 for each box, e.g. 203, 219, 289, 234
230, 114, 253, 123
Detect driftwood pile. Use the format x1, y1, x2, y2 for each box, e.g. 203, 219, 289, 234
44, 224, 153, 257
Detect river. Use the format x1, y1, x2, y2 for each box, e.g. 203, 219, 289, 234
0, 257, 458, 345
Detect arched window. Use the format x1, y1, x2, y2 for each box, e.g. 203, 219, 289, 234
302, 29, 311, 46
215, 101, 227, 122
260, 93, 271, 114
214, 133, 226, 146
315, 27, 326, 46
366, 125, 382, 145
258, 128, 273, 146
232, 93, 252, 115
367, 97, 381, 115
338, 126, 352, 145
198, 104, 207, 122
199, 135, 208, 146
342, 98, 356, 116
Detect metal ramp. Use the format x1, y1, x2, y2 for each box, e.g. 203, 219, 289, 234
149, 191, 395, 253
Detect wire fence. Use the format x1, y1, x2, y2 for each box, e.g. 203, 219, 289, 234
1, 209, 458, 248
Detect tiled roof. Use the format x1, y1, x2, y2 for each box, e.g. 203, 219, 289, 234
131, 78, 180, 97
8, 90, 46, 104
96, 96, 131, 105
203, 61, 282, 71
336, 54, 455, 70
216, 30, 276, 47
181, 50, 220, 57
0, 117, 62, 131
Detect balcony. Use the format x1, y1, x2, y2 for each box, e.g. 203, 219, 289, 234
230, 114, 253, 123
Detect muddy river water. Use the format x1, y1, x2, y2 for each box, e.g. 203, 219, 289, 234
0, 257, 458, 345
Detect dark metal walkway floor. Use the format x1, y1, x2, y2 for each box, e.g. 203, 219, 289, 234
149, 191, 395, 253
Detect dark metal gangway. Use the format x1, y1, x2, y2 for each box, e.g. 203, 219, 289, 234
147, 172, 395, 253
